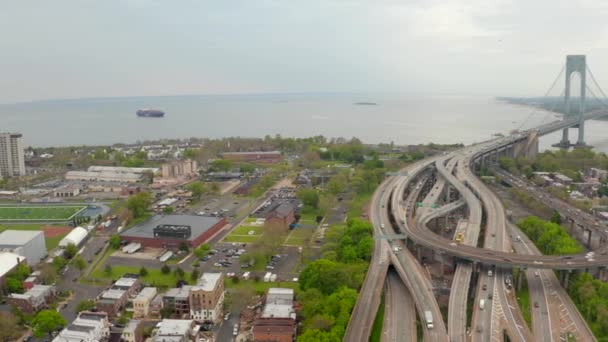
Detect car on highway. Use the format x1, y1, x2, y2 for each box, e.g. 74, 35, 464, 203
534, 301, 539, 308
482, 284, 487, 290
534, 271, 540, 277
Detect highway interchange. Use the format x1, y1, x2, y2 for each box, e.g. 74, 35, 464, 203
345, 113, 608, 341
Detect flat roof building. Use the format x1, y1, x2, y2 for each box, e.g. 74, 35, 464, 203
120, 215, 226, 248
190, 273, 224, 323
134, 287, 157, 319
153, 319, 198, 342
0, 230, 47, 265
53, 311, 109, 342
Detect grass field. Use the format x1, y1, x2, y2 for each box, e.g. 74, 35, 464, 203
284, 227, 315, 246
231, 225, 264, 235
88, 264, 192, 288
222, 235, 261, 243
0, 224, 70, 249
0, 205, 86, 221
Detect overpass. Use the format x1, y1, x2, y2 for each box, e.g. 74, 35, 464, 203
345, 55, 607, 342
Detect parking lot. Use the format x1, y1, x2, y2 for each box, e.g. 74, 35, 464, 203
195, 242, 301, 280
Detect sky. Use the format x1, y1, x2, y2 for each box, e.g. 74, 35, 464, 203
2, 0, 608, 103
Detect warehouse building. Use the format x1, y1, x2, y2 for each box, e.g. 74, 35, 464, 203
59, 227, 88, 248
0, 230, 47, 265
120, 215, 226, 248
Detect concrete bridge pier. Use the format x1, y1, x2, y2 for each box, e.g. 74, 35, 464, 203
517, 268, 525, 291
561, 270, 571, 289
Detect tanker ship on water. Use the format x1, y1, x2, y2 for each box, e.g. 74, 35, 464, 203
136, 109, 165, 117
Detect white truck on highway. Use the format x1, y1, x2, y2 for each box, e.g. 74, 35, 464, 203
424, 310, 434, 329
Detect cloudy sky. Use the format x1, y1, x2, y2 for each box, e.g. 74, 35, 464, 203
2, 0, 608, 103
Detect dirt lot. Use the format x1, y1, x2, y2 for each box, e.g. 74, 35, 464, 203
42, 225, 72, 238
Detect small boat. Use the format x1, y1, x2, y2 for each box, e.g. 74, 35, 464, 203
136, 109, 165, 117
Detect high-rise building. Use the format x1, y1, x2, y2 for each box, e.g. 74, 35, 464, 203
0, 133, 25, 178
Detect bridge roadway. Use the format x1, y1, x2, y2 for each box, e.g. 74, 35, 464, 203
385, 146, 608, 269
382, 271, 417, 342
342, 177, 392, 342
418, 152, 531, 341
391, 170, 448, 341
510, 223, 596, 342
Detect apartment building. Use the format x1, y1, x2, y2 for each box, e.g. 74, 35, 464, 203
0, 133, 25, 178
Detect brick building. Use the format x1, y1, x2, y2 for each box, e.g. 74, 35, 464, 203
120, 215, 226, 249
189, 273, 224, 323
265, 202, 296, 230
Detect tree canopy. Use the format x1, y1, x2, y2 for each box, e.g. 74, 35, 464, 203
126, 192, 152, 218
32, 310, 67, 337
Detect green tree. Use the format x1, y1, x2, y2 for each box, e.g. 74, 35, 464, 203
6, 278, 23, 294
174, 267, 185, 279
299, 259, 349, 295
126, 192, 152, 218
211, 159, 232, 171
63, 243, 78, 259
297, 189, 320, 209
194, 243, 211, 259
109, 235, 121, 249
190, 268, 200, 281
182, 148, 199, 160
186, 181, 207, 201
139, 267, 148, 277
32, 310, 67, 338
161, 264, 171, 274
75, 300, 95, 313
163, 206, 174, 214
73, 255, 86, 271
550, 211, 562, 225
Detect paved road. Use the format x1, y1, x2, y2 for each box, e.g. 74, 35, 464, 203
382, 271, 416, 342
511, 223, 596, 342
342, 178, 392, 342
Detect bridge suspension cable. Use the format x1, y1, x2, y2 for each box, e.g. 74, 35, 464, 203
587, 64, 608, 101
537, 88, 565, 126
516, 64, 565, 131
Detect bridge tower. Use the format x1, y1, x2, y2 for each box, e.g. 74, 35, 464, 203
557, 55, 588, 148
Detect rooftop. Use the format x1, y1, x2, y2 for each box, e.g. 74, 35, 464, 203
114, 276, 138, 288
0, 252, 26, 277
101, 288, 126, 300
123, 319, 141, 334
120, 214, 223, 242
135, 287, 157, 301
165, 286, 192, 300
155, 319, 192, 336
195, 272, 222, 291
0, 230, 43, 246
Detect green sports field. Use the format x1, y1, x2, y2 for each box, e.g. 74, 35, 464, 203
0, 206, 87, 221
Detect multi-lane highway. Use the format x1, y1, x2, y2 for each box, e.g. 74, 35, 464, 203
382, 271, 417, 342
346, 112, 608, 341
511, 223, 596, 342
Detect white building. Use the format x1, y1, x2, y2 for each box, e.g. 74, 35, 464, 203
53, 311, 110, 342
0, 133, 25, 178
153, 319, 199, 342
133, 287, 157, 318
0, 230, 47, 265
59, 227, 88, 248
261, 288, 296, 320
